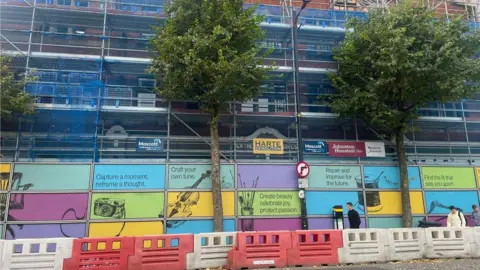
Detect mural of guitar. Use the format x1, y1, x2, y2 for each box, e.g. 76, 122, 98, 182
166, 170, 212, 228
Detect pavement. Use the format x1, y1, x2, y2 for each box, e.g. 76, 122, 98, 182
266, 258, 480, 270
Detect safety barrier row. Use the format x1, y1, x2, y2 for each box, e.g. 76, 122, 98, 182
1, 227, 480, 269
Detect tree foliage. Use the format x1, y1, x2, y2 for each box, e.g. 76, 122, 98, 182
150, 0, 272, 115
149, 0, 272, 231
1, 55, 34, 119
329, 3, 480, 227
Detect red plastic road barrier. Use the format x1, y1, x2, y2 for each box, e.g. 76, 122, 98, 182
287, 230, 343, 267
226, 231, 291, 269
63, 237, 135, 270
128, 234, 194, 270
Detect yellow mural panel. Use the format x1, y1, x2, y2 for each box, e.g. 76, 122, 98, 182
476, 168, 480, 187
88, 221, 164, 237
0, 164, 11, 191
167, 191, 234, 217
367, 191, 424, 215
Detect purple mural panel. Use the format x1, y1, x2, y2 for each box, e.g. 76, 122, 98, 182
308, 217, 366, 229
428, 215, 476, 227
237, 165, 297, 189
5, 223, 86, 239
8, 193, 89, 221
237, 218, 301, 231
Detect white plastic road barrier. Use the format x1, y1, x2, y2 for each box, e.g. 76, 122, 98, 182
386, 228, 426, 261
338, 229, 388, 264
425, 227, 475, 259
0, 238, 74, 270
472, 227, 480, 258
0, 240, 4, 263
186, 232, 236, 270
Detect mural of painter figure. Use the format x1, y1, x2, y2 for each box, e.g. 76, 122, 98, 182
167, 170, 211, 228
237, 174, 259, 231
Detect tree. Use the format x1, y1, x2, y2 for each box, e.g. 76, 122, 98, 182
329, 3, 480, 227
1, 55, 34, 119
150, 0, 272, 231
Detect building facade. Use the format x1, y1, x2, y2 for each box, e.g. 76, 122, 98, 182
0, 0, 480, 239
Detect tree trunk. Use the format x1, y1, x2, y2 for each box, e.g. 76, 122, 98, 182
395, 130, 412, 228
210, 113, 224, 232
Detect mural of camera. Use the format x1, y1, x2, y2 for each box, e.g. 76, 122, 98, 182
93, 198, 125, 219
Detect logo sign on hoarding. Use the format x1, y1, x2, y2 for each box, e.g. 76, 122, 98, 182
303, 141, 327, 153
296, 162, 310, 178
365, 142, 386, 157
253, 138, 284, 155
328, 142, 366, 157
136, 138, 163, 151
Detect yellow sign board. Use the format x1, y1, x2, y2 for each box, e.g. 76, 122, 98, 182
253, 138, 284, 155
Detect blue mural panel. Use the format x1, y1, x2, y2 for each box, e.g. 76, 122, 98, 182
93, 164, 165, 190
166, 219, 235, 234
424, 191, 479, 214
363, 166, 421, 189
306, 191, 365, 215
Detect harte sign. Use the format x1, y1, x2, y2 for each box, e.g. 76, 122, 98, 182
328, 141, 385, 157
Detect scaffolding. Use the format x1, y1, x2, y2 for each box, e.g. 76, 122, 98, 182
0, 0, 480, 164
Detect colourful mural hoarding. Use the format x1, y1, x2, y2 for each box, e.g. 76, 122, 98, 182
93, 164, 165, 190
237, 165, 297, 189
428, 215, 476, 227
237, 191, 300, 217
168, 164, 234, 189
166, 219, 235, 234
306, 191, 364, 215
425, 191, 479, 214
237, 218, 301, 232
422, 167, 476, 189
8, 193, 89, 221
0, 163, 11, 191
90, 192, 164, 220
363, 166, 422, 189
88, 221, 164, 237
368, 216, 426, 228
5, 223, 86, 240
0, 194, 6, 222
13, 164, 90, 191
365, 191, 425, 215
308, 166, 361, 189
167, 191, 234, 217
308, 217, 366, 229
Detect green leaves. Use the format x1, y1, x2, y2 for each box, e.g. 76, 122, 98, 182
330, 3, 480, 133
149, 0, 273, 115
0, 55, 34, 119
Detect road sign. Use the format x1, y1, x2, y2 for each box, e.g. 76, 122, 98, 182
296, 162, 310, 178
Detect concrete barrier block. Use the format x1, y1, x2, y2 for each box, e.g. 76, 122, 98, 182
386, 228, 426, 261
425, 227, 474, 259
187, 232, 236, 270
338, 229, 388, 264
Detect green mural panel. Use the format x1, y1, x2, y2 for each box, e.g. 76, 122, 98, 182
168, 164, 234, 189
309, 166, 362, 188
90, 192, 165, 219
422, 167, 476, 189
13, 164, 91, 191
237, 191, 300, 216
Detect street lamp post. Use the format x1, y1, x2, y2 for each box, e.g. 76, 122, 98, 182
293, 0, 311, 230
